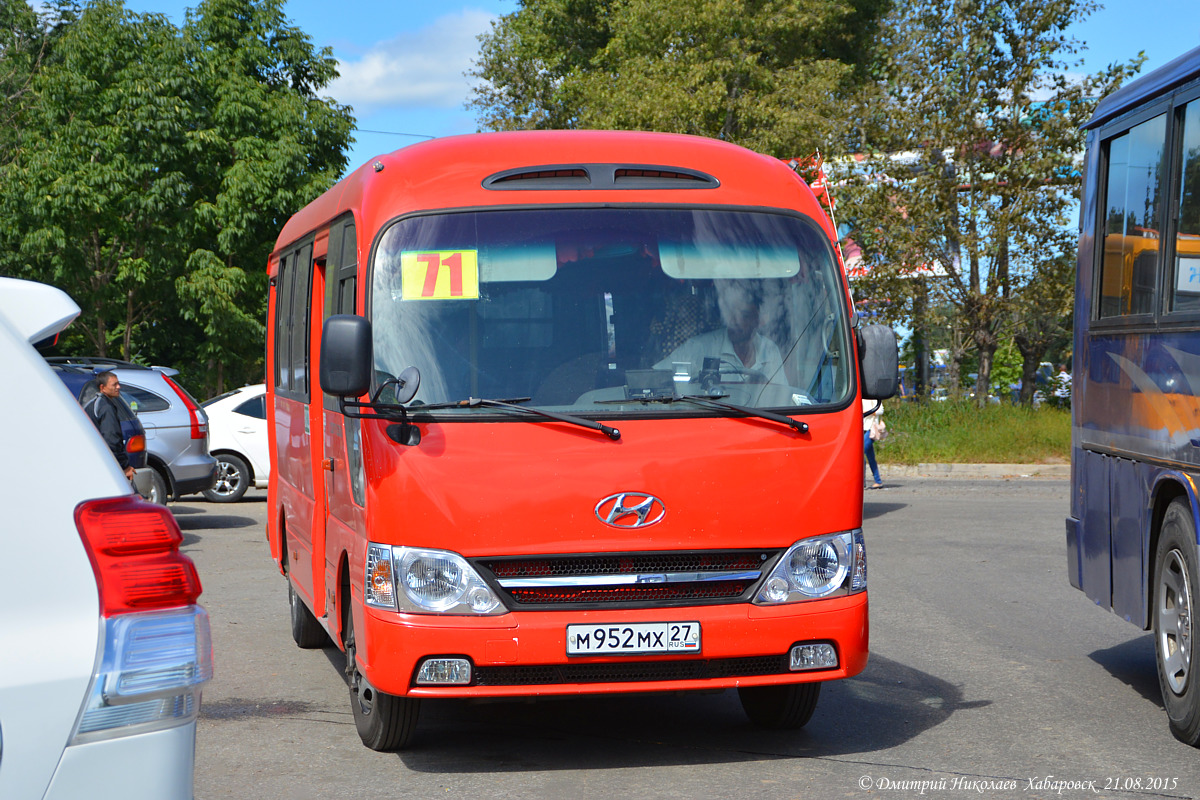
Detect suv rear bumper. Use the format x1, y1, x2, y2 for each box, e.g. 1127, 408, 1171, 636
44, 723, 197, 799
171, 462, 218, 497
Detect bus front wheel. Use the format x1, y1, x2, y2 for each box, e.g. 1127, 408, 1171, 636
738, 682, 821, 729
345, 611, 420, 751
1154, 499, 1200, 746
288, 578, 330, 649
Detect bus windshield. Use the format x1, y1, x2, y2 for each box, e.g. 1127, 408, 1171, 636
369, 207, 852, 415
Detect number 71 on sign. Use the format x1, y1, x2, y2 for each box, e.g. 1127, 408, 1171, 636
400, 250, 480, 300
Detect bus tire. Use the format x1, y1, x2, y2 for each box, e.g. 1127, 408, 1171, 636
345, 611, 419, 751
738, 681, 821, 729
1154, 499, 1200, 746
289, 579, 330, 649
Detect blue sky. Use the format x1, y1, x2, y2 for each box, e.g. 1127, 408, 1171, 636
118, 0, 1199, 177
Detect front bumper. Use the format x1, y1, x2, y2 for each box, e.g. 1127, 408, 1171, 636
357, 593, 868, 698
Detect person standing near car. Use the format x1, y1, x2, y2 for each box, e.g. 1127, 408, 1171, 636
84, 371, 135, 479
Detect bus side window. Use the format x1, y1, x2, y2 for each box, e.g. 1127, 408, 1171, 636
275, 254, 293, 393
339, 221, 357, 314
1097, 113, 1166, 318
323, 219, 359, 412
275, 242, 314, 398
1170, 99, 1200, 313
292, 243, 313, 396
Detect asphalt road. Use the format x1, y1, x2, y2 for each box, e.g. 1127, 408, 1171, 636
178, 479, 1200, 800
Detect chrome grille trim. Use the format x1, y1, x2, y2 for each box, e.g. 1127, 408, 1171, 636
496, 570, 763, 588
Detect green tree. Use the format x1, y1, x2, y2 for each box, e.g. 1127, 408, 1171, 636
470, 0, 890, 156
0, 1, 47, 162
1011, 240, 1074, 405
0, 0, 353, 396
838, 0, 1139, 404
989, 337, 1022, 398
174, 0, 354, 393
470, 0, 616, 131
0, 0, 197, 358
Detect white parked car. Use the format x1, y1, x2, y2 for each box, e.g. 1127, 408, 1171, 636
201, 384, 268, 502
0, 277, 212, 799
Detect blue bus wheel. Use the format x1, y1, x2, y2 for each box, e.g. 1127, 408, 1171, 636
1154, 499, 1200, 746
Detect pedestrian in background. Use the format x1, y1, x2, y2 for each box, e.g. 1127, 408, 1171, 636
84, 371, 135, 479
1052, 363, 1072, 409
863, 398, 885, 489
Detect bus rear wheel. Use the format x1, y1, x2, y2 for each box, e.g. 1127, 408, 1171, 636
738, 682, 821, 729
345, 612, 419, 751
1154, 499, 1200, 746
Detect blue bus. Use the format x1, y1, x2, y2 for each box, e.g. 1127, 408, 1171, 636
1069, 45, 1200, 746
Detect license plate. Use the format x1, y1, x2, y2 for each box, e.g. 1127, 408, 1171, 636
566, 622, 701, 655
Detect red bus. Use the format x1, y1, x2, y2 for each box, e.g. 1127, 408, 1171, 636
266, 130, 898, 750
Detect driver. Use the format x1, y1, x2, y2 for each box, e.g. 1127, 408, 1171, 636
654, 280, 784, 385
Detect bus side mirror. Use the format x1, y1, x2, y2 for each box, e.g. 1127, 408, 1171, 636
858, 324, 899, 400
320, 315, 373, 398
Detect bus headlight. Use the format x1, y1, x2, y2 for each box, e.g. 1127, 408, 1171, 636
365, 543, 506, 615
754, 530, 866, 604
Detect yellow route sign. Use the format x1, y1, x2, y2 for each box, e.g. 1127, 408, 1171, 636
400, 250, 479, 300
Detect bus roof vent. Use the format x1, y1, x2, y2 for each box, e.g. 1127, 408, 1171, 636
483, 167, 591, 189
612, 167, 718, 188
483, 164, 719, 191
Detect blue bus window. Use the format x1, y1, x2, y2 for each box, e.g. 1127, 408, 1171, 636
1171, 100, 1200, 313
1098, 114, 1166, 318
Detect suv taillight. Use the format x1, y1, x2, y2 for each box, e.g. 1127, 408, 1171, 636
162, 374, 207, 440
74, 495, 202, 614
126, 433, 146, 454
71, 495, 212, 743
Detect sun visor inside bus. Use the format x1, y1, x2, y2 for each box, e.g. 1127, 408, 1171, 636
659, 243, 801, 279
480, 242, 558, 282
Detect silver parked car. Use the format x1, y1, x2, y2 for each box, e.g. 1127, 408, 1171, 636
46, 357, 218, 503
0, 277, 212, 799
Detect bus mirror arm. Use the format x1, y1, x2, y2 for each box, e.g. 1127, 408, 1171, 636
858, 324, 900, 400
338, 396, 423, 446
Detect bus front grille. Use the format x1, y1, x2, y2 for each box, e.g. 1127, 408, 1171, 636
475, 550, 776, 610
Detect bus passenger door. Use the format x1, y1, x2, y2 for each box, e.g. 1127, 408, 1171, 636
321, 217, 364, 640
306, 233, 330, 619
274, 240, 322, 612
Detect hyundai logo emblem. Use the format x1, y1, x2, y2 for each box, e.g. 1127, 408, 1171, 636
595, 492, 666, 528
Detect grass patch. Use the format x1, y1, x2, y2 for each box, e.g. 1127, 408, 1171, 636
873, 399, 1070, 465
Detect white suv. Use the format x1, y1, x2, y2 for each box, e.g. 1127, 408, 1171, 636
0, 278, 212, 799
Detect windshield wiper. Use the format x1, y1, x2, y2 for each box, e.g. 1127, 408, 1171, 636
600, 394, 808, 434
416, 396, 621, 441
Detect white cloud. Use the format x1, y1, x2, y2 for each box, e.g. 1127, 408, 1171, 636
327, 9, 495, 111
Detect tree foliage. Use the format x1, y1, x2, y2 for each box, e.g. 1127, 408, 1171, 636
0, 0, 48, 161
173, 0, 354, 392
0, 0, 353, 396
837, 0, 1140, 402
0, 1, 196, 359
1011, 240, 1074, 403
470, 0, 890, 156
